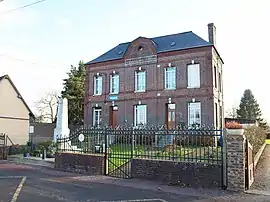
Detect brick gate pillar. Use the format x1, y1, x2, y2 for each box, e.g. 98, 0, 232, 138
226, 129, 246, 192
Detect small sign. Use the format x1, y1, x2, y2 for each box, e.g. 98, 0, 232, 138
113, 106, 118, 111
78, 134, 85, 142
109, 95, 118, 101
29, 126, 34, 134
125, 55, 157, 67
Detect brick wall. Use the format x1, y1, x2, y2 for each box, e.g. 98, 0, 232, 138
85, 45, 217, 127
131, 158, 221, 188
226, 134, 245, 191
55, 152, 105, 175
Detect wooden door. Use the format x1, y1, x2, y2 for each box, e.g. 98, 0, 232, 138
165, 103, 176, 129
109, 106, 118, 128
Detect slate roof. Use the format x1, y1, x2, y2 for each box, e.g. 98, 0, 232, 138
86, 31, 212, 65
0, 75, 34, 117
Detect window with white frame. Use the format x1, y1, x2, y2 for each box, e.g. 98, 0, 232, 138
188, 102, 201, 127
94, 76, 102, 95
110, 74, 119, 94
164, 67, 176, 89
215, 103, 218, 129
187, 64, 200, 88
93, 108, 102, 127
134, 105, 147, 126
135, 71, 146, 92
219, 105, 223, 128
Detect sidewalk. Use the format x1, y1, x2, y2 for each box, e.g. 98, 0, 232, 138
248, 145, 270, 196
7, 154, 55, 168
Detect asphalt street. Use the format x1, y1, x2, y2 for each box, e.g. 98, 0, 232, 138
1, 161, 270, 202
0, 162, 204, 202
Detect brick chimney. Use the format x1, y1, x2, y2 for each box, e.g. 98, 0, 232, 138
208, 23, 216, 46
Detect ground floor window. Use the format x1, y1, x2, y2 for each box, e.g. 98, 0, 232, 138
188, 102, 201, 127
215, 102, 218, 129
220, 104, 223, 128
134, 105, 147, 126
93, 108, 102, 127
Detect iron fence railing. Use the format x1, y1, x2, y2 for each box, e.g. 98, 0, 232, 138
56, 125, 223, 165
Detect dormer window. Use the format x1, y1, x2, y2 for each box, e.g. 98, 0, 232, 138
138, 46, 144, 51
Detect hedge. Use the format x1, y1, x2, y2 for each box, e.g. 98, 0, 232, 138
244, 126, 267, 155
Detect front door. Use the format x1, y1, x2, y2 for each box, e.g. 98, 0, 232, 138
109, 106, 118, 128
166, 103, 176, 129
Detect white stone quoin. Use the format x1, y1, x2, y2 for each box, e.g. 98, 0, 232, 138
53, 97, 70, 142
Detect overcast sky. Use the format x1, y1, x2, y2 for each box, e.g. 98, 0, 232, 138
0, 0, 269, 120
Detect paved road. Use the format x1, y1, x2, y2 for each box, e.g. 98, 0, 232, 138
1, 161, 270, 202
0, 162, 205, 202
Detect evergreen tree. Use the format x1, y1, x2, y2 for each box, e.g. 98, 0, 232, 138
61, 61, 86, 125
237, 89, 262, 120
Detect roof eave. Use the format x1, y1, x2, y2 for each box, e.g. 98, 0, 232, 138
212, 45, 224, 64
0, 75, 35, 118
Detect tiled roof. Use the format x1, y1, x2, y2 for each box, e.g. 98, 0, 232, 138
86, 31, 212, 65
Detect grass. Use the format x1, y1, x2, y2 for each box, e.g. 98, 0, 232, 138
107, 144, 145, 172
107, 144, 222, 172
266, 139, 270, 145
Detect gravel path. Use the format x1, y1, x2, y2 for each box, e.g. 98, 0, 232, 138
251, 145, 270, 193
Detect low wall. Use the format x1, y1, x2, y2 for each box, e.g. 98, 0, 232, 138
131, 158, 222, 188
55, 152, 105, 175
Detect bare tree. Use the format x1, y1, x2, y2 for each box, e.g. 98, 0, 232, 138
225, 105, 238, 118
35, 92, 59, 123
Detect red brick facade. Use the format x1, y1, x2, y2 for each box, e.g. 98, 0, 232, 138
84, 27, 224, 128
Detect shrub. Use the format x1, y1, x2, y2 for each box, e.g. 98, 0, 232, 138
244, 126, 267, 155
225, 121, 243, 129
8, 145, 28, 155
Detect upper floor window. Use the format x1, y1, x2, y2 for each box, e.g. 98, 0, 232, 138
218, 72, 222, 92
164, 67, 176, 90
135, 71, 146, 92
214, 66, 217, 88
110, 74, 119, 94
188, 102, 201, 127
94, 76, 102, 95
187, 64, 200, 88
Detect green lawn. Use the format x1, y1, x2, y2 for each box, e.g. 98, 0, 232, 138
107, 144, 222, 172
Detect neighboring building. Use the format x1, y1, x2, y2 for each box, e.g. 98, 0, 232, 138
84, 23, 224, 128
225, 118, 258, 128
0, 75, 34, 145
29, 122, 78, 144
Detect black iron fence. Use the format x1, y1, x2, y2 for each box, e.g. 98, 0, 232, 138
56, 125, 224, 165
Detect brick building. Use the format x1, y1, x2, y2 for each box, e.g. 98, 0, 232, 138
84, 23, 224, 128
